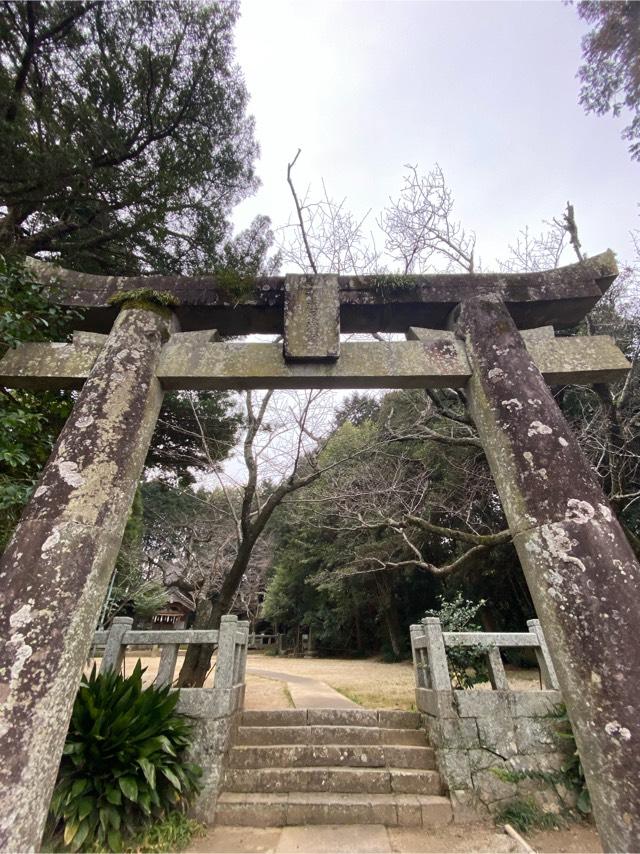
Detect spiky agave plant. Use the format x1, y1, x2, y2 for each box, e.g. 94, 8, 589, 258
48, 661, 201, 852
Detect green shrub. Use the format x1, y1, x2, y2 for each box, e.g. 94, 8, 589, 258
424, 593, 488, 688
48, 662, 201, 852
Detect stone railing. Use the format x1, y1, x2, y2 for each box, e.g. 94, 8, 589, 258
247, 632, 279, 649
410, 618, 574, 823
410, 617, 559, 693
95, 614, 249, 821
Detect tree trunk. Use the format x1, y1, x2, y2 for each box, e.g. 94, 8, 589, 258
177, 536, 259, 686
376, 575, 403, 658
352, 594, 363, 652
176, 598, 224, 687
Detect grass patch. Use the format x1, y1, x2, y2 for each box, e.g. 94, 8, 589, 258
127, 812, 205, 852
334, 687, 364, 706
333, 686, 416, 711
496, 798, 563, 834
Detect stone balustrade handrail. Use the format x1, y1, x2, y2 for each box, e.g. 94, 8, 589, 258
94, 614, 249, 691
430, 631, 539, 648
410, 617, 559, 692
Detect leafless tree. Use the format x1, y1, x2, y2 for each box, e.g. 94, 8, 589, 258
174, 388, 389, 685
379, 163, 476, 273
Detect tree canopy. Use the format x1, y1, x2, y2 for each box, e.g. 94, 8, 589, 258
0, 0, 260, 273
576, 1, 640, 161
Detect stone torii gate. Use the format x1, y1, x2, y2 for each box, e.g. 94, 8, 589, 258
0, 252, 638, 852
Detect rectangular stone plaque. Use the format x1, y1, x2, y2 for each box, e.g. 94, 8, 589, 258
284, 274, 340, 361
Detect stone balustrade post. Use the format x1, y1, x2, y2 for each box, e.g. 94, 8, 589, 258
0, 306, 175, 852
213, 615, 238, 692
409, 624, 426, 688
100, 616, 133, 675
527, 619, 559, 690
236, 621, 250, 687
456, 294, 640, 852
155, 643, 179, 689
420, 617, 451, 690
486, 646, 509, 690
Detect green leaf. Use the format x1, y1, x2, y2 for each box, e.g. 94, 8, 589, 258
70, 819, 90, 852
107, 829, 122, 852
106, 785, 122, 805
77, 796, 95, 821
160, 766, 182, 791
138, 756, 156, 789
119, 775, 138, 801
70, 778, 89, 798
63, 820, 79, 846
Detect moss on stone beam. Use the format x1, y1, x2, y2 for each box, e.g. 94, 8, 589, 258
108, 288, 180, 317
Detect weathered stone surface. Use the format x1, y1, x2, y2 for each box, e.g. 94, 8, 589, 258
476, 712, 517, 758
449, 789, 489, 823
284, 275, 340, 361
156, 339, 472, 391
438, 750, 472, 789
225, 766, 393, 795
514, 717, 559, 754
307, 708, 378, 727
470, 769, 518, 804
508, 690, 561, 718
236, 724, 387, 747
153, 334, 627, 392
390, 770, 442, 795
0, 308, 173, 852
453, 690, 511, 719
415, 688, 457, 718
379, 728, 426, 746
241, 709, 307, 727
378, 710, 421, 729
2, 329, 628, 393
0, 339, 104, 389
467, 748, 506, 773
418, 794, 454, 826
26, 250, 618, 334
457, 294, 640, 852
228, 744, 388, 769
428, 718, 480, 751
383, 746, 436, 770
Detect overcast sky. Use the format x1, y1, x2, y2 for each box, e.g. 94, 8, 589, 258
233, 0, 638, 269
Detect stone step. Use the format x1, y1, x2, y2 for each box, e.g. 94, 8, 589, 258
235, 725, 426, 747
228, 744, 436, 770
215, 791, 452, 827
224, 766, 442, 795
239, 709, 421, 729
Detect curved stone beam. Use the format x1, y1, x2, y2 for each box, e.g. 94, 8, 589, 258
25, 251, 618, 335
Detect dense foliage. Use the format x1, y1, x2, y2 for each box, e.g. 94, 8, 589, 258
0, 257, 78, 547
424, 594, 488, 688
0, 0, 261, 274
576, 1, 640, 161
48, 662, 201, 852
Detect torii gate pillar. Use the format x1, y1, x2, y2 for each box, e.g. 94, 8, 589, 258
456, 295, 640, 853
0, 306, 174, 852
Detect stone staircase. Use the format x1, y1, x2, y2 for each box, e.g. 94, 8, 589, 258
215, 708, 453, 827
